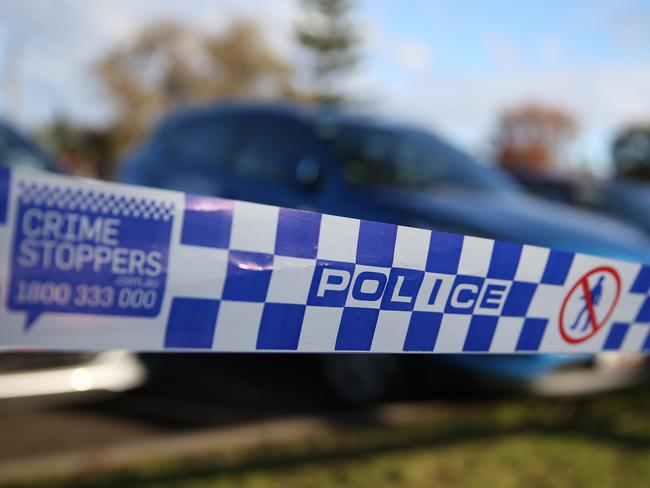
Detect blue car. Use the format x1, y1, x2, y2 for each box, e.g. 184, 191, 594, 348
121, 102, 650, 402
592, 179, 650, 234
513, 170, 650, 236
0, 120, 58, 172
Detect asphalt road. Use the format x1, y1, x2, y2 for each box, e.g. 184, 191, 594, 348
0, 355, 361, 462
0, 353, 496, 465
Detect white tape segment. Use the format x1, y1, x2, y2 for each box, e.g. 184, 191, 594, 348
1, 168, 649, 353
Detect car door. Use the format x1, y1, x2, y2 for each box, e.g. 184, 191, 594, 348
226, 112, 331, 211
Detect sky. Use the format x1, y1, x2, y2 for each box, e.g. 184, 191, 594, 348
0, 0, 649, 174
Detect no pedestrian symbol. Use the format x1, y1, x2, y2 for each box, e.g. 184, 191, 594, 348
559, 266, 622, 344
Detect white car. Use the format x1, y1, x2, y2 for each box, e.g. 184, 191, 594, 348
0, 350, 145, 405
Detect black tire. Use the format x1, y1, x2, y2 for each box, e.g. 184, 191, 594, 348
318, 354, 402, 404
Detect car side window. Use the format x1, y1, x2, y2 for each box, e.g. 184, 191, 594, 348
233, 115, 313, 185
166, 115, 237, 170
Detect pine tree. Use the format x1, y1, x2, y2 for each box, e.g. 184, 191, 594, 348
296, 0, 359, 106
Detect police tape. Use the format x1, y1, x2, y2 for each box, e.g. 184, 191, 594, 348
0, 167, 649, 354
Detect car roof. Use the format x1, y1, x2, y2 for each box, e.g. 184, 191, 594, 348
163, 100, 419, 135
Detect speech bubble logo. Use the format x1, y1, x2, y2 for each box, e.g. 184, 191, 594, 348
24, 309, 41, 330
8, 181, 174, 330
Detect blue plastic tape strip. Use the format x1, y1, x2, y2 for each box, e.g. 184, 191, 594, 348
0, 169, 649, 354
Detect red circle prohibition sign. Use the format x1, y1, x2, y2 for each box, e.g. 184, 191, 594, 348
558, 266, 622, 344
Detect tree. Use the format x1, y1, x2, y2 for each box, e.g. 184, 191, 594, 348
37, 117, 117, 178
612, 125, 650, 181
493, 102, 578, 173
97, 20, 298, 154
203, 22, 296, 98
296, 0, 359, 106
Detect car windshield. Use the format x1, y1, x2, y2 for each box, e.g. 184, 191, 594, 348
322, 121, 518, 192
0, 124, 52, 171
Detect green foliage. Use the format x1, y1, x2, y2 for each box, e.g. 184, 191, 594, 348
613, 125, 650, 181
97, 21, 300, 153
28, 387, 650, 488
296, 0, 360, 106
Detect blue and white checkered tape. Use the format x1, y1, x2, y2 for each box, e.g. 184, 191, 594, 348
1, 167, 649, 353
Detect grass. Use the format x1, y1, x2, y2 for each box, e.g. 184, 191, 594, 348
11, 387, 650, 488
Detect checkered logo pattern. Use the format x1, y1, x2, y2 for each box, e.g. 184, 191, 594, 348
164, 194, 650, 353
18, 182, 174, 220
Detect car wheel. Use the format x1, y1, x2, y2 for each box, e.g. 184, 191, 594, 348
318, 354, 401, 404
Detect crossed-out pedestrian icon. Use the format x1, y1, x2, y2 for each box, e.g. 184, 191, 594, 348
570, 276, 605, 332
559, 267, 621, 344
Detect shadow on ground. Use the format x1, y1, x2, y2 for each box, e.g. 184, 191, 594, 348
34, 383, 650, 488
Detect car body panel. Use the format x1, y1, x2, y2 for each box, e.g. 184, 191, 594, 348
512, 170, 650, 237
120, 102, 650, 392
0, 351, 146, 406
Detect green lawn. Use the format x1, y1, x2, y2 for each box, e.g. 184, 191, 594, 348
21, 387, 650, 488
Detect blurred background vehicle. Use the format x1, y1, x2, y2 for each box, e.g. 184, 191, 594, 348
120, 101, 650, 403
0, 119, 57, 172
511, 170, 650, 236
3, 1, 650, 484
0, 119, 146, 407
0, 350, 145, 407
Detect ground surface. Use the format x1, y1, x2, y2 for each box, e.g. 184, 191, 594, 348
1, 355, 649, 487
